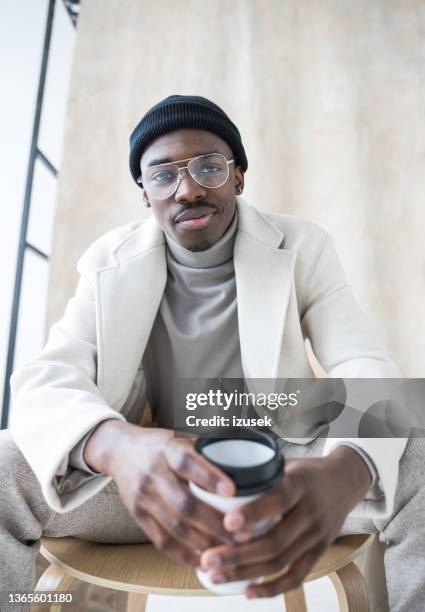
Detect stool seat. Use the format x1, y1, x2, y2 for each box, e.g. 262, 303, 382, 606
39, 534, 373, 595
36, 533, 376, 611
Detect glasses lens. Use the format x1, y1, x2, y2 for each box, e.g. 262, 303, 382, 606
189, 154, 229, 188
144, 164, 179, 199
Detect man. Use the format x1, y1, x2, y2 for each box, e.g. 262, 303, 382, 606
1, 95, 423, 611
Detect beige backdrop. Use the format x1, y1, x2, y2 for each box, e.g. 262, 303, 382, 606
48, 0, 425, 376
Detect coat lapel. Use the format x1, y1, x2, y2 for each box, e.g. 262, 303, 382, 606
95, 216, 167, 407
235, 199, 296, 388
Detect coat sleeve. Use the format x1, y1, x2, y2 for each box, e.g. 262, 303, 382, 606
9, 259, 126, 514
301, 233, 408, 519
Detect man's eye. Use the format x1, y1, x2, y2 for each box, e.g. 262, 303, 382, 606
199, 164, 222, 174
150, 171, 175, 183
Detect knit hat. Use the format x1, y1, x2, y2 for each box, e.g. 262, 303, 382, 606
129, 95, 248, 187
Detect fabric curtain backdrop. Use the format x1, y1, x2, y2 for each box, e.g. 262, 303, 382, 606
48, 0, 425, 376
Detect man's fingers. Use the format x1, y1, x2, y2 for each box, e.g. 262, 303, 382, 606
140, 490, 216, 552
166, 441, 235, 497
245, 546, 323, 599
133, 507, 200, 568
155, 471, 234, 544
201, 504, 309, 570
208, 551, 290, 583
223, 473, 302, 532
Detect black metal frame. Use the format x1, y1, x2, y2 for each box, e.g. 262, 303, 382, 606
1, 0, 79, 429
63, 0, 80, 27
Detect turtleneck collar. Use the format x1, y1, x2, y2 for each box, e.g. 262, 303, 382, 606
164, 209, 238, 269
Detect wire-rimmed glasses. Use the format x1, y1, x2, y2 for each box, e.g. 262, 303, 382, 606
137, 152, 235, 200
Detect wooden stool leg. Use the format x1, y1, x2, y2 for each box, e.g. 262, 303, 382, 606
31, 564, 76, 612
329, 562, 369, 612
126, 592, 148, 612
283, 586, 308, 612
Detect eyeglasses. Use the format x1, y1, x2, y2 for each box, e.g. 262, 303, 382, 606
137, 152, 235, 200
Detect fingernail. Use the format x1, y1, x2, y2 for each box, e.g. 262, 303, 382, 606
216, 481, 233, 496
246, 588, 256, 599
206, 555, 222, 568
211, 572, 225, 584
233, 531, 251, 543
227, 513, 244, 530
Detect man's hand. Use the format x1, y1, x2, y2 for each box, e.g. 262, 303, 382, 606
200, 446, 372, 598
84, 420, 236, 569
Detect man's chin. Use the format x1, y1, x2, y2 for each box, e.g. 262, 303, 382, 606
172, 225, 217, 252
185, 239, 214, 252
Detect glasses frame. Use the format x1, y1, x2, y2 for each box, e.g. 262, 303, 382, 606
137, 152, 235, 200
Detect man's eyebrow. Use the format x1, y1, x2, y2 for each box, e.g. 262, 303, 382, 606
147, 157, 172, 167
146, 152, 220, 168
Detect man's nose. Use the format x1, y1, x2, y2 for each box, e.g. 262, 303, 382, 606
174, 168, 207, 203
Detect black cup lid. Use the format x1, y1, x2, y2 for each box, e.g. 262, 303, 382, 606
195, 428, 284, 496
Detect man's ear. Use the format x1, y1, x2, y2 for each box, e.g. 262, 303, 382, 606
234, 167, 244, 195
142, 189, 151, 208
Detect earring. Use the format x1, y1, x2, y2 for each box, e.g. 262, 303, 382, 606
144, 200, 151, 208
236, 188, 242, 195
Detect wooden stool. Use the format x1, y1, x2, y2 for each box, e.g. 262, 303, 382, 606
32, 533, 375, 612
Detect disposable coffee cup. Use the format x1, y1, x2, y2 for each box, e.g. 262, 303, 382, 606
190, 429, 284, 595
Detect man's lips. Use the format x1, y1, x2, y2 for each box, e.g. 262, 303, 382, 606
174, 205, 219, 223
177, 215, 215, 230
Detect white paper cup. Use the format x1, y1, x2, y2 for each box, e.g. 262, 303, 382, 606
190, 430, 284, 595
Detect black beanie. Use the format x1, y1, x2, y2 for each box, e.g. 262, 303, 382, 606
129, 95, 248, 187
